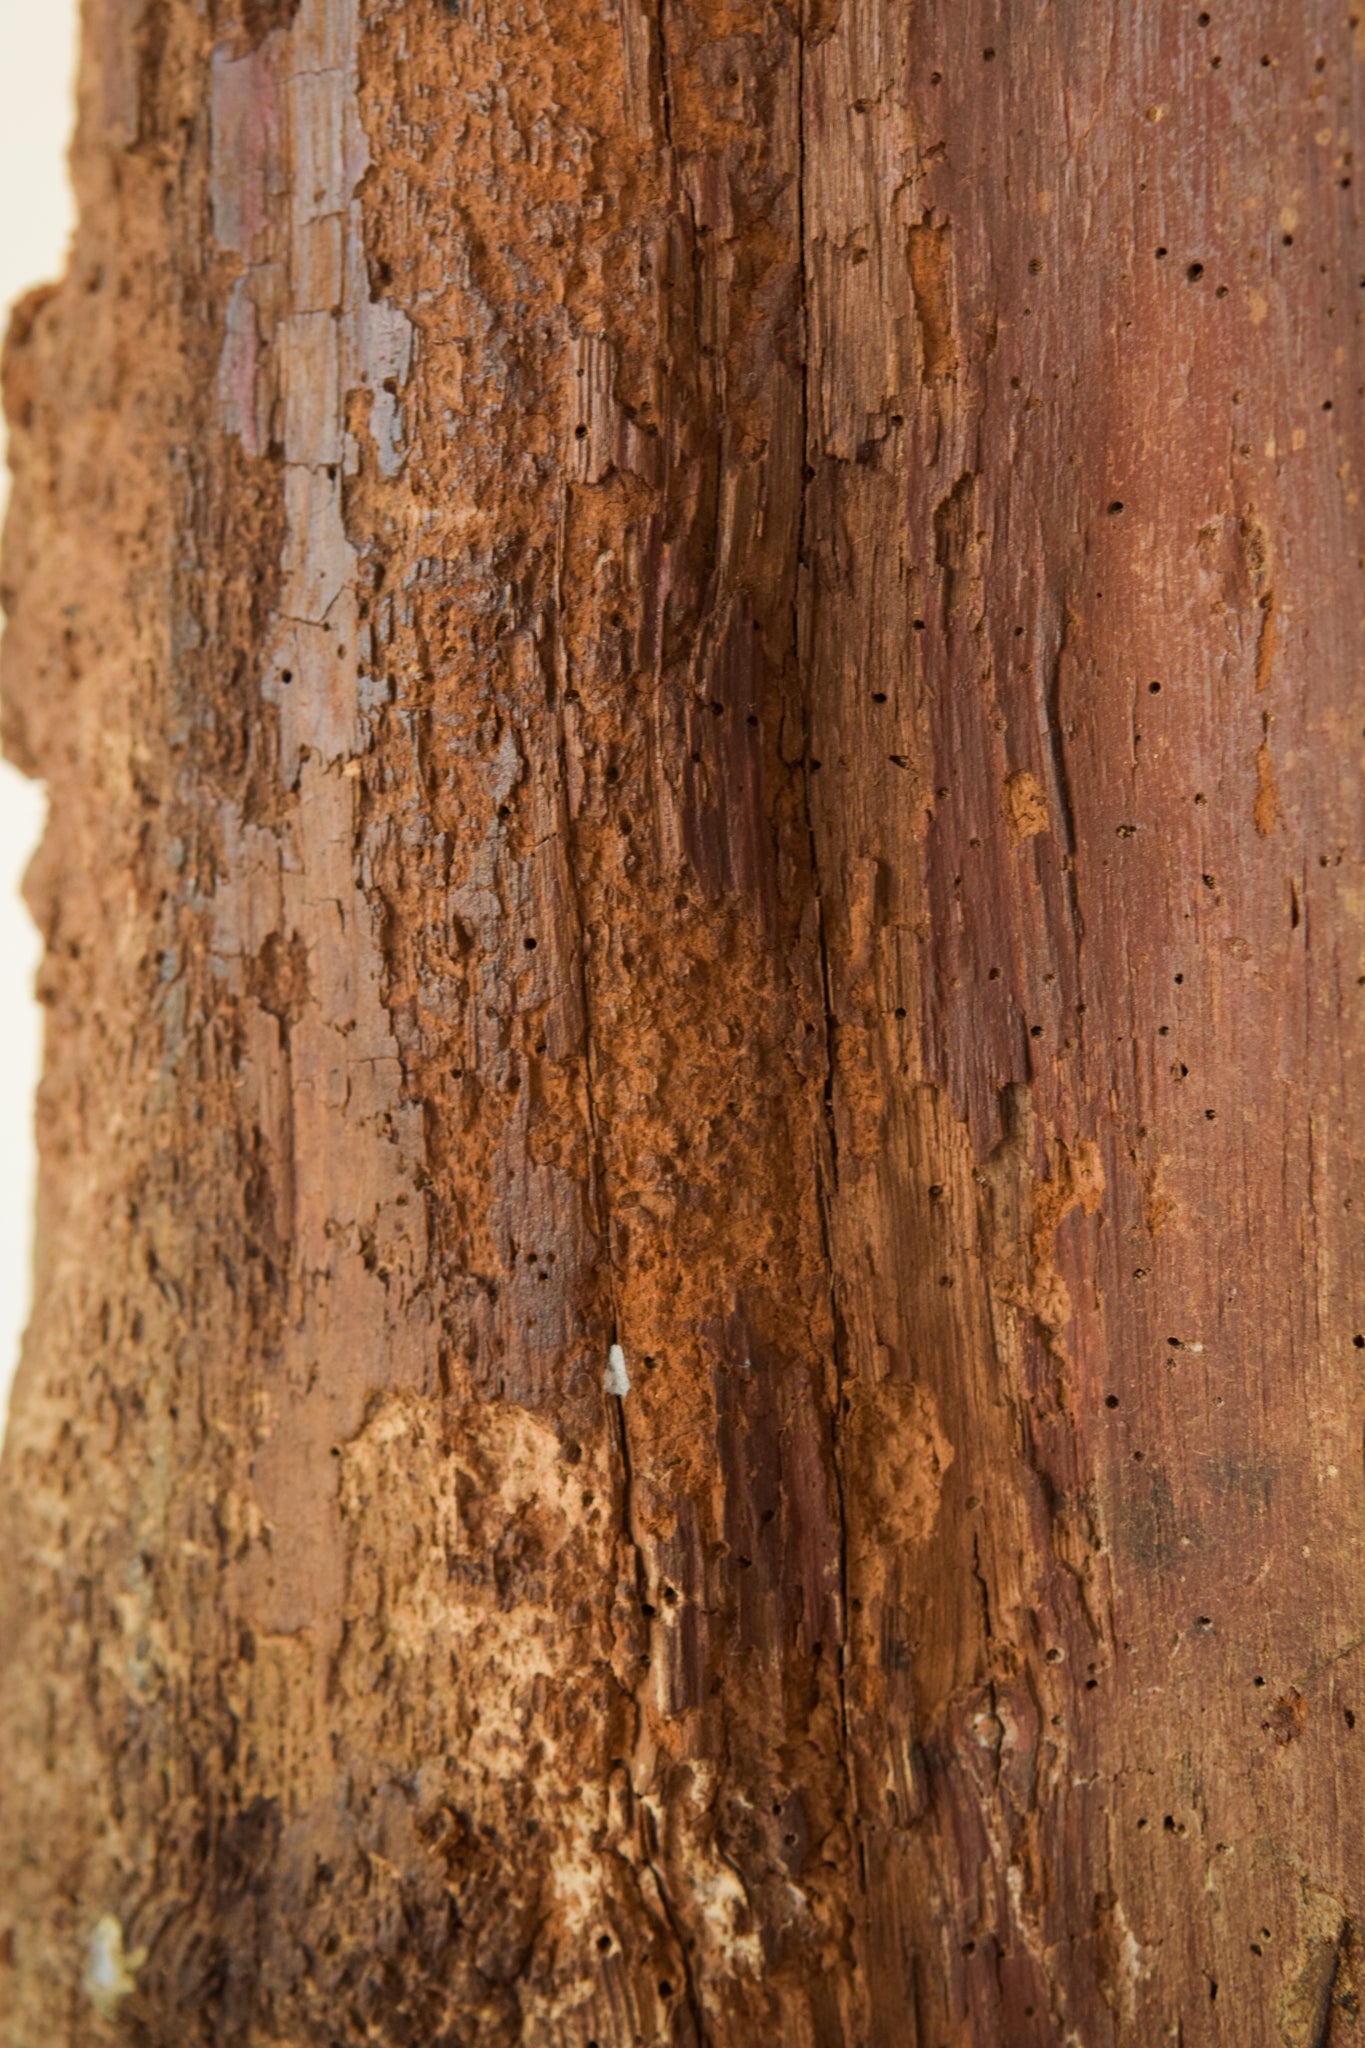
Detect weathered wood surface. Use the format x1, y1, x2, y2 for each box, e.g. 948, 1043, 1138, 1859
0, 1, 1362, 2041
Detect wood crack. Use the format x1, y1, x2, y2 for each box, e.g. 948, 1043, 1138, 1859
791, 0, 864, 1924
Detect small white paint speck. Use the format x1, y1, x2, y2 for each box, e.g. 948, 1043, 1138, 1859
84, 1916, 147, 2021
604, 1343, 630, 1398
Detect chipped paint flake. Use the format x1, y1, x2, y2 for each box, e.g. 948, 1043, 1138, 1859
83, 1916, 147, 2021
604, 1342, 630, 1397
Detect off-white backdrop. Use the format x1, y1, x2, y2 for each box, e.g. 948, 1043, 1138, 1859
0, 0, 79, 1425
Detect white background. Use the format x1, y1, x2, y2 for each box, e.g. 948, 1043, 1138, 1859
0, 0, 79, 1426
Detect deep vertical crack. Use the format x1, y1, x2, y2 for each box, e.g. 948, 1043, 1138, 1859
1044, 602, 1086, 1004
789, 0, 865, 1916
654, 0, 674, 151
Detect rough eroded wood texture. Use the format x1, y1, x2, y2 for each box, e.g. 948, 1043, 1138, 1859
1, 1, 1363, 2042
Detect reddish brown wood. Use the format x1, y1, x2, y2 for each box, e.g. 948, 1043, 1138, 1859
0, 1, 1362, 2042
